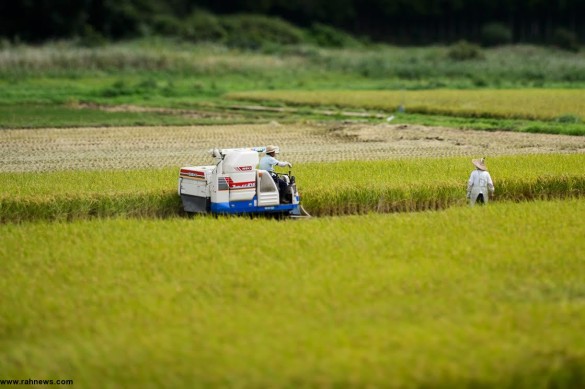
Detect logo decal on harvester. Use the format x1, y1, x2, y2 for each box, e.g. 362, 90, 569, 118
180, 169, 206, 179
235, 166, 253, 171
225, 177, 255, 189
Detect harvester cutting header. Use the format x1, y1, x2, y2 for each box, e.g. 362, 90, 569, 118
178, 146, 309, 217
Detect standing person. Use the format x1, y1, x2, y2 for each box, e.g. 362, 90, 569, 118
259, 145, 293, 202
467, 157, 495, 206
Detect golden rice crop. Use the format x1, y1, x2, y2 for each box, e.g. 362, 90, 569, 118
297, 154, 585, 215
227, 89, 585, 121
1, 154, 584, 223
1, 199, 584, 387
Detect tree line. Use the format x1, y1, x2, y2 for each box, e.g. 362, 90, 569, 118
1, 0, 583, 46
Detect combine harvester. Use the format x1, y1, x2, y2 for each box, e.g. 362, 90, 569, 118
178, 147, 310, 218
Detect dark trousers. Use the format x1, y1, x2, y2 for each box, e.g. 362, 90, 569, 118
271, 173, 288, 199
476, 193, 485, 204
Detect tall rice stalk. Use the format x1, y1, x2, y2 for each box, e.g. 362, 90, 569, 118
2, 155, 584, 222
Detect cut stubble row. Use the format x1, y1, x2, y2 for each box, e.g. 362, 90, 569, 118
1, 123, 584, 172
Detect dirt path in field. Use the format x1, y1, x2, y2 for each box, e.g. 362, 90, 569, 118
74, 102, 388, 119
1, 122, 584, 172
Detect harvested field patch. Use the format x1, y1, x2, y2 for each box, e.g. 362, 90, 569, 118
1, 123, 584, 173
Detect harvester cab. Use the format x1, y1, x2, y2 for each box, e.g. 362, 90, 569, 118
178, 147, 309, 217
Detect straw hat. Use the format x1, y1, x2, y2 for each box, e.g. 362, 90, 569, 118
472, 157, 487, 171
266, 145, 279, 154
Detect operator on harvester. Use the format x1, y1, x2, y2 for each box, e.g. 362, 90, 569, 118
259, 145, 293, 203
467, 157, 495, 206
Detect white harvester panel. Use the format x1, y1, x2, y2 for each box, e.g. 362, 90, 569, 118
257, 170, 279, 206
222, 150, 259, 174
179, 166, 213, 197
179, 166, 214, 213
227, 171, 257, 202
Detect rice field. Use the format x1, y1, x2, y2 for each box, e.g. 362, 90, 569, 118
0, 34, 585, 389
1, 199, 584, 388
1, 154, 584, 223
227, 89, 585, 124
2, 129, 585, 388
2, 41, 585, 387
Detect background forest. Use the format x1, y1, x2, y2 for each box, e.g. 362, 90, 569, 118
1, 0, 583, 49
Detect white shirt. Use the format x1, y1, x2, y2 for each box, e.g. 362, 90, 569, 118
259, 155, 289, 172
467, 169, 495, 195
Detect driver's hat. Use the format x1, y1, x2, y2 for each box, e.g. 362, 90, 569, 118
266, 145, 280, 154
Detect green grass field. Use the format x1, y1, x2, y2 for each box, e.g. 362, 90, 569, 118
1, 200, 584, 387
0, 104, 208, 128
2, 41, 585, 134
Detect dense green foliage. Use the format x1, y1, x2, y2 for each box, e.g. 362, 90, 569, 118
1, 200, 584, 387
447, 41, 484, 61
480, 23, 513, 47
3, 41, 584, 86
2, 42, 584, 89
1, 1, 584, 46
2, 155, 584, 223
